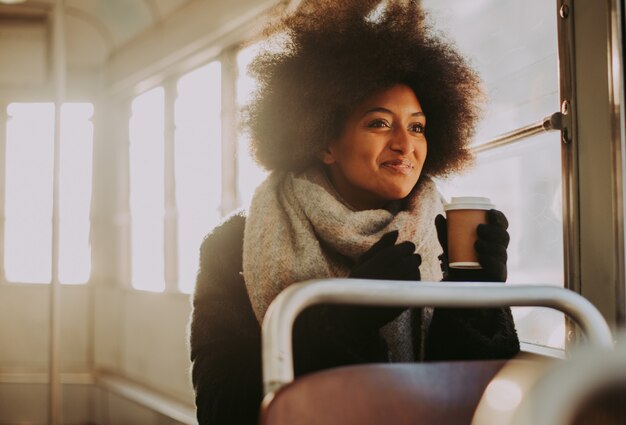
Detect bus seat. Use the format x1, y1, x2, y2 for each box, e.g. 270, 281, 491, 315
260, 359, 540, 425
260, 280, 612, 425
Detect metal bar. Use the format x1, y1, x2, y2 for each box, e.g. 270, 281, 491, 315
0, 106, 6, 284
608, 0, 626, 325
472, 113, 560, 155
221, 50, 239, 214
556, 0, 581, 353
49, 0, 66, 424
163, 80, 178, 292
261, 279, 613, 395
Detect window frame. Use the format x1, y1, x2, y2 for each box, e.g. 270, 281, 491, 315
121, 49, 243, 294
566, 0, 626, 331
0, 98, 95, 286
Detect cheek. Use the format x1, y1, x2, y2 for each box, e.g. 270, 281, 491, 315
417, 140, 427, 162
345, 155, 376, 180
342, 144, 379, 167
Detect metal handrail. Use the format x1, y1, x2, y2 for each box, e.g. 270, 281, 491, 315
49, 1, 66, 424
472, 112, 565, 154
261, 279, 613, 395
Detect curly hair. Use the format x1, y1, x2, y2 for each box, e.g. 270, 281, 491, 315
243, 0, 482, 177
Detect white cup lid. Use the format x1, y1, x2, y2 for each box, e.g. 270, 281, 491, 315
444, 196, 495, 211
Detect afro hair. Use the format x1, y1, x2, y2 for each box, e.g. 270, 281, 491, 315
243, 0, 482, 177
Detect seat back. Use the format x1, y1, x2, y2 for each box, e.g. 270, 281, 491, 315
262, 280, 612, 395
260, 280, 611, 425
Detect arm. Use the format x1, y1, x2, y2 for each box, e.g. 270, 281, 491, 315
425, 210, 520, 360
425, 304, 520, 360
292, 304, 394, 375
293, 231, 422, 374
189, 214, 262, 425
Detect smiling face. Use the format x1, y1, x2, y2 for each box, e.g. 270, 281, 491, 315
321, 84, 427, 210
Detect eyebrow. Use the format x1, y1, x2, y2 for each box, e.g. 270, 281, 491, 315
362, 107, 426, 118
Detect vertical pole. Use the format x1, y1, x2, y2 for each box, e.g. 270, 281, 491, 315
163, 80, 178, 292
221, 51, 239, 214
0, 104, 7, 281
50, 0, 66, 424
608, 0, 626, 326
556, 0, 580, 348
119, 102, 133, 289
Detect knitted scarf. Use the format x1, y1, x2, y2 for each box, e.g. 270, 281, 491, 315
243, 166, 444, 323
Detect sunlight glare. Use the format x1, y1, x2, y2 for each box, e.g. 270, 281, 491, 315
59, 103, 94, 284
5, 103, 54, 283
236, 46, 268, 208
175, 62, 221, 294
129, 87, 165, 292
484, 378, 523, 412
4, 102, 93, 284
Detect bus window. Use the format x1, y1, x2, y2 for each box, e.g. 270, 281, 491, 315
423, 0, 564, 348
5, 102, 93, 285
129, 87, 166, 292
175, 61, 222, 293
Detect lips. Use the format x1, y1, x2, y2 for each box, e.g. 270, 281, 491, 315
380, 158, 414, 175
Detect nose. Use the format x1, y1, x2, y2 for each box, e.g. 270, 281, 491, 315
389, 127, 415, 155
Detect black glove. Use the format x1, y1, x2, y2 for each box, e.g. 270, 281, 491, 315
435, 209, 509, 282
294, 231, 422, 374
350, 230, 421, 281
428, 210, 519, 361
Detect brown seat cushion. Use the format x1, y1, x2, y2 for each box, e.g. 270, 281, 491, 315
261, 360, 523, 425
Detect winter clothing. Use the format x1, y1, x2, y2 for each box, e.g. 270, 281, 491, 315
191, 181, 519, 425
243, 167, 443, 322
189, 172, 520, 425
190, 213, 262, 425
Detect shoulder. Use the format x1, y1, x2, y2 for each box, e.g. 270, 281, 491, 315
194, 210, 247, 300
200, 209, 246, 257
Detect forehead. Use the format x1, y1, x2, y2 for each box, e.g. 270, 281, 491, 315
355, 84, 423, 113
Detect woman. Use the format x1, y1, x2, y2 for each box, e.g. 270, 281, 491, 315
189, 1, 519, 424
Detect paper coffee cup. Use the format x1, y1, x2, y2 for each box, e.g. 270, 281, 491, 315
443, 196, 495, 269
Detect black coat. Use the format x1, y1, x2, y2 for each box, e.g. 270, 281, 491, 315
189, 212, 520, 425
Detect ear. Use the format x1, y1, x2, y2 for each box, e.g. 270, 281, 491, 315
319, 146, 336, 165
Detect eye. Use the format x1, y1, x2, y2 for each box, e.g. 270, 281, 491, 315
367, 119, 391, 129
409, 122, 425, 134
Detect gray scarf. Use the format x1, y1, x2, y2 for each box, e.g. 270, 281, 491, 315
243, 166, 444, 325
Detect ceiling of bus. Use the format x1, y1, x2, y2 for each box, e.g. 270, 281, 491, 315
0, 0, 193, 65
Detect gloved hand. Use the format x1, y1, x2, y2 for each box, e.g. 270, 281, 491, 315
435, 209, 509, 282
350, 230, 421, 281
293, 230, 422, 372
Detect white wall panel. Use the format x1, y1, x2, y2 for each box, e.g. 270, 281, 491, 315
120, 290, 194, 402
94, 286, 195, 404
0, 21, 47, 86
93, 286, 124, 371
0, 382, 94, 425
0, 285, 90, 370
105, 0, 277, 94
65, 13, 109, 68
